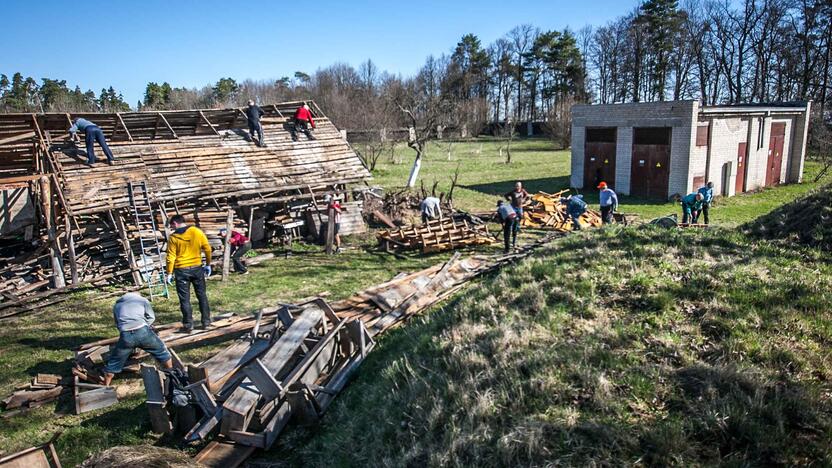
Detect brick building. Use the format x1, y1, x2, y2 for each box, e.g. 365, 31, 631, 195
570, 100, 811, 199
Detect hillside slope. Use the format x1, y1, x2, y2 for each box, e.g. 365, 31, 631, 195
275, 227, 832, 466
745, 182, 832, 251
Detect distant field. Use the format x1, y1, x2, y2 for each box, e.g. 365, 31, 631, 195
363, 137, 829, 226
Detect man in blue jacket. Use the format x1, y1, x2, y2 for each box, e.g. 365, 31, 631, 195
693, 181, 714, 224
69, 117, 115, 166
101, 292, 172, 385
597, 181, 618, 224
681, 192, 704, 224
563, 194, 588, 230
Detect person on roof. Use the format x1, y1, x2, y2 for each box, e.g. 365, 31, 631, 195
245, 100, 266, 147
420, 196, 442, 224
165, 215, 212, 333
681, 192, 704, 224
693, 181, 714, 224
101, 292, 172, 386
219, 228, 251, 274
597, 182, 618, 224
292, 103, 316, 141
68, 117, 115, 167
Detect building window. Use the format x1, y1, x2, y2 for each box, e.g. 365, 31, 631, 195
696, 125, 709, 147
757, 118, 765, 149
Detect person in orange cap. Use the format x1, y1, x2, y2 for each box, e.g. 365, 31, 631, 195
597, 181, 618, 224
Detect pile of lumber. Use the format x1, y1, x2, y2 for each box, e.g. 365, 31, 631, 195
520, 191, 603, 230
1, 374, 70, 417
377, 216, 495, 254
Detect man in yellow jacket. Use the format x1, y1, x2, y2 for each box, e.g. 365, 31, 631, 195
166, 215, 212, 332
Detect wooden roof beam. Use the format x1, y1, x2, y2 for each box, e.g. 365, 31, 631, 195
199, 110, 221, 137
157, 113, 178, 139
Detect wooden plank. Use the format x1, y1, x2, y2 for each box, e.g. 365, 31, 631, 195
193, 440, 255, 468
145, 401, 173, 434
222, 209, 233, 280
0, 131, 35, 146
75, 386, 117, 414
220, 305, 323, 433
187, 381, 218, 414
140, 364, 165, 402
242, 358, 283, 401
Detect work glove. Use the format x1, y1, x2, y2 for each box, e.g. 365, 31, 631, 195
203, 265, 212, 278
166, 274, 174, 285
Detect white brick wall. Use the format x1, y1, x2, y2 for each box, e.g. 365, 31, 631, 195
702, 117, 749, 196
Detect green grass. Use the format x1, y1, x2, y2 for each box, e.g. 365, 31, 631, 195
1, 137, 830, 465
365, 138, 830, 225
277, 227, 832, 466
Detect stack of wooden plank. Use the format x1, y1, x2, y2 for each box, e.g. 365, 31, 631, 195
1, 374, 70, 417
377, 217, 495, 254
520, 191, 603, 230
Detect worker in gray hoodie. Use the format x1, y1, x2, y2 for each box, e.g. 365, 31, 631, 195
101, 292, 172, 385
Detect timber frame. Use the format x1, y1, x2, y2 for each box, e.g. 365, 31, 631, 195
0, 101, 370, 315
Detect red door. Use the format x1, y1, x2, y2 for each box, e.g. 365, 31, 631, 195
630, 144, 670, 198
766, 123, 786, 186
584, 128, 617, 189
736, 142, 747, 193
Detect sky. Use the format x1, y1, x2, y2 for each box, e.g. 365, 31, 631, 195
0, 0, 640, 106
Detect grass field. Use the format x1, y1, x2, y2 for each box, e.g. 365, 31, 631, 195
366, 138, 829, 225
0, 137, 829, 465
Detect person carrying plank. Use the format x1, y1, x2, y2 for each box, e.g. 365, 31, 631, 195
693, 181, 714, 224
563, 194, 588, 230
219, 228, 251, 274
496, 200, 518, 253
165, 215, 212, 332
245, 100, 266, 147
68, 117, 115, 166
681, 192, 704, 224
292, 103, 316, 141
420, 196, 443, 224
597, 181, 618, 224
101, 292, 172, 386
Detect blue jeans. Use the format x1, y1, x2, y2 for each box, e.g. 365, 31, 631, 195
84, 126, 114, 164
512, 207, 523, 233
104, 326, 171, 374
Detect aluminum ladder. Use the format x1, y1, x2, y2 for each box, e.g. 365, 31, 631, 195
128, 181, 169, 300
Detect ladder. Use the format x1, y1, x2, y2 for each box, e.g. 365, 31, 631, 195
128, 181, 169, 301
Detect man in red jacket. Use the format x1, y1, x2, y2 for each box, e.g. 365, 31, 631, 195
292, 103, 316, 141
219, 228, 251, 274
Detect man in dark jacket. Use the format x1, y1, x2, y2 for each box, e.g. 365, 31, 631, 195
69, 117, 115, 166
219, 228, 251, 274
292, 103, 316, 141
245, 100, 266, 147
563, 194, 588, 230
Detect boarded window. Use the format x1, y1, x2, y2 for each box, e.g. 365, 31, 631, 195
585, 127, 616, 143
696, 125, 709, 146
633, 127, 671, 145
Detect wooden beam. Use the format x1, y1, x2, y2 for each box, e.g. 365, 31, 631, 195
116, 113, 133, 142
0, 131, 35, 146
39, 176, 66, 289
199, 110, 221, 137
157, 113, 178, 139
222, 209, 233, 280
64, 216, 78, 285
109, 210, 142, 287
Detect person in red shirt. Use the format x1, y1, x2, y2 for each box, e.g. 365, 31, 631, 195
292, 103, 316, 141
219, 228, 251, 274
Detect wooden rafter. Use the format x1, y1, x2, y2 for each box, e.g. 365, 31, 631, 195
199, 110, 221, 137
157, 113, 178, 139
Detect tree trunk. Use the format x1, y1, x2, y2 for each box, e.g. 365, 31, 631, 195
407, 153, 422, 188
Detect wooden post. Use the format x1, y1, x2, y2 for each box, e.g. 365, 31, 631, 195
110, 210, 142, 287
222, 209, 233, 280
64, 216, 79, 284
39, 176, 66, 288
325, 204, 336, 255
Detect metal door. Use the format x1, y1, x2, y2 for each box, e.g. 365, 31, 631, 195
766, 123, 786, 186
584, 128, 617, 189
631, 127, 671, 199
736, 142, 747, 193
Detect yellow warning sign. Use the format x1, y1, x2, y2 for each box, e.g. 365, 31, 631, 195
604, 159, 609, 164
656, 162, 662, 168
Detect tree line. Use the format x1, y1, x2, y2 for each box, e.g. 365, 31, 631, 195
2, 0, 830, 140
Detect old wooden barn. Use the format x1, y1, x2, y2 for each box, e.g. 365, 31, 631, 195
0, 101, 370, 315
